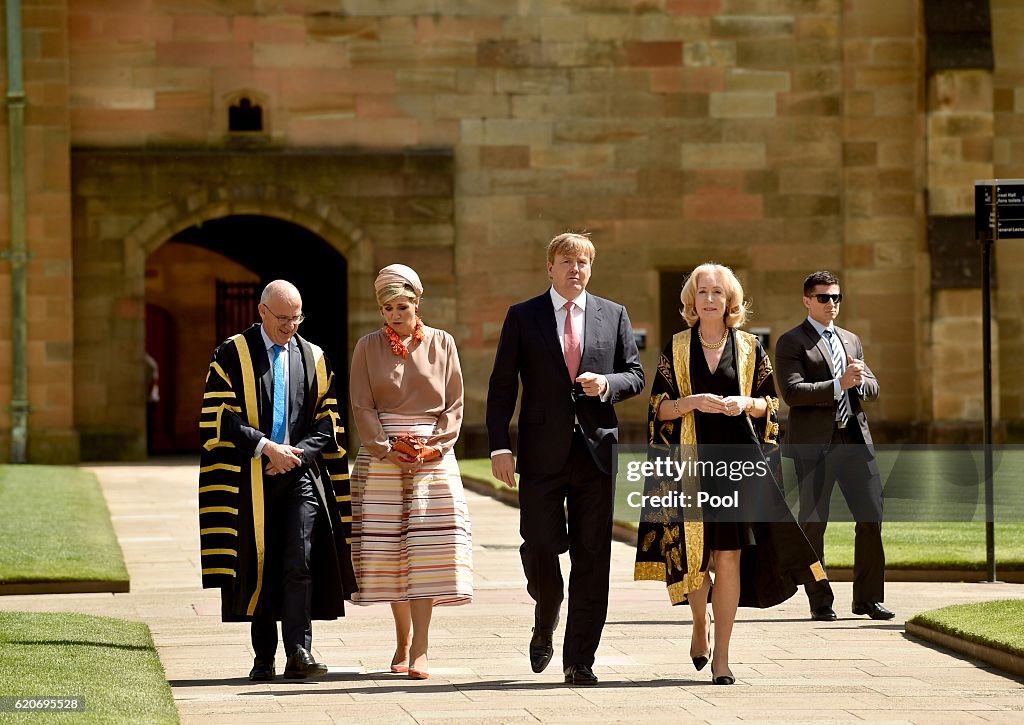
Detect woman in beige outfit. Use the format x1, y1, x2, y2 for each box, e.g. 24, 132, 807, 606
349, 264, 473, 680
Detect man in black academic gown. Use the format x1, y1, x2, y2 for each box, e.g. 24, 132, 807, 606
198, 280, 357, 681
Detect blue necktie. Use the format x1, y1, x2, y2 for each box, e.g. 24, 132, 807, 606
271, 344, 286, 443
823, 329, 850, 426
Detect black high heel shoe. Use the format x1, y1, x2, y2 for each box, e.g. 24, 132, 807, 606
711, 662, 735, 685
690, 612, 712, 671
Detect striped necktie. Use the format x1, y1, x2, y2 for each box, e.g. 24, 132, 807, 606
271, 344, 287, 443
823, 329, 850, 426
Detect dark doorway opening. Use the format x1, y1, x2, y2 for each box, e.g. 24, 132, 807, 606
145, 215, 349, 453
659, 269, 692, 349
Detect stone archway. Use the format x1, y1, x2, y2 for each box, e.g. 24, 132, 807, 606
72, 148, 454, 460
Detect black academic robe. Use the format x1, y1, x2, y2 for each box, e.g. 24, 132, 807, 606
198, 324, 357, 622
633, 328, 826, 607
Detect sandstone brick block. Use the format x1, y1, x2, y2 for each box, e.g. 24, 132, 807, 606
684, 40, 736, 68
795, 15, 840, 42
684, 188, 763, 220
777, 92, 839, 116
843, 141, 877, 166
872, 39, 916, 67
341, 0, 437, 15
650, 67, 725, 93
637, 15, 711, 42
709, 92, 776, 118
763, 194, 839, 218
532, 144, 613, 170
157, 41, 251, 68
843, 0, 916, 38
235, 15, 307, 43
414, 16, 503, 44
512, 93, 604, 119
726, 68, 790, 92
174, 14, 232, 41
254, 42, 347, 69
666, 0, 721, 15
683, 142, 765, 169
625, 42, 682, 67
483, 119, 552, 146
711, 16, 794, 39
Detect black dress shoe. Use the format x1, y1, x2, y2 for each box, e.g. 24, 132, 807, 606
563, 663, 599, 686
529, 628, 555, 673
810, 606, 837, 622
283, 647, 328, 680
852, 601, 895, 620
248, 658, 275, 681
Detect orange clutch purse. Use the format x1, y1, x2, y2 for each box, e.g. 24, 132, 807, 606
391, 435, 424, 459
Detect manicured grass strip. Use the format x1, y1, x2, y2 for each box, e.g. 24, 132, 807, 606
822, 522, 1024, 570
908, 599, 1024, 658
0, 612, 178, 724
0, 465, 128, 583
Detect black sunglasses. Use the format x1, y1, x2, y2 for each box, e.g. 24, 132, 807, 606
810, 293, 843, 304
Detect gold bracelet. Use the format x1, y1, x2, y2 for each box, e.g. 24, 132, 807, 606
674, 399, 682, 417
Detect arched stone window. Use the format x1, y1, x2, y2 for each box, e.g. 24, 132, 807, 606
224, 90, 270, 138
229, 97, 263, 132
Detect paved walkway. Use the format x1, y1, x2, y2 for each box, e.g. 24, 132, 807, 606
1, 461, 1022, 723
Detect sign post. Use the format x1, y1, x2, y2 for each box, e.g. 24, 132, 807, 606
973, 179, 1024, 582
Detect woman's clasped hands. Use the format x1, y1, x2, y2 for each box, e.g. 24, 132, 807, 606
688, 394, 752, 417
387, 435, 441, 476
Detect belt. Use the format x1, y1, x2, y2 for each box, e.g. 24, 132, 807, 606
835, 419, 848, 430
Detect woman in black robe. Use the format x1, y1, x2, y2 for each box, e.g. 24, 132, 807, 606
633, 263, 826, 685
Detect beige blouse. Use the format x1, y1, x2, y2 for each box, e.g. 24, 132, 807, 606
349, 325, 464, 459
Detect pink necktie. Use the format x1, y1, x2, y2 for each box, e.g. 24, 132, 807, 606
563, 301, 581, 382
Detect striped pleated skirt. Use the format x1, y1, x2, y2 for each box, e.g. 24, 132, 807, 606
350, 413, 473, 606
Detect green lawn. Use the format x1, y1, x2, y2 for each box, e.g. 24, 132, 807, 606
459, 455, 1024, 569
0, 612, 178, 723
909, 599, 1024, 657
0, 466, 128, 583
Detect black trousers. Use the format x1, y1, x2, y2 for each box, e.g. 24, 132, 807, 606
795, 423, 885, 608
251, 470, 319, 661
518, 429, 613, 669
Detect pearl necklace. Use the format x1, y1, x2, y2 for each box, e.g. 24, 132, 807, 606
698, 328, 729, 349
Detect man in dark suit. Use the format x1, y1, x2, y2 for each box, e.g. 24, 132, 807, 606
487, 232, 645, 685
775, 270, 893, 622
198, 280, 357, 681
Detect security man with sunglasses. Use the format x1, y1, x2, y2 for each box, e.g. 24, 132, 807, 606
775, 270, 893, 623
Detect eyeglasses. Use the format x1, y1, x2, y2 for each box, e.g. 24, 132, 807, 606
261, 303, 305, 325
810, 293, 843, 304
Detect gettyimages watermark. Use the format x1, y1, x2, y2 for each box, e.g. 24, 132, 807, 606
614, 444, 1024, 523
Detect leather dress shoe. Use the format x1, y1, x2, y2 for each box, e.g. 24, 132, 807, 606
529, 627, 555, 673
248, 658, 275, 681
283, 647, 328, 679
810, 606, 837, 622
563, 663, 598, 686
852, 601, 895, 620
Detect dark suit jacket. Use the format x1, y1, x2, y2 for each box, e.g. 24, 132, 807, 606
774, 319, 878, 451
486, 291, 645, 477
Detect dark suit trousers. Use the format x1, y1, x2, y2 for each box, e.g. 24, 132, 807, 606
251, 469, 320, 660
795, 424, 885, 608
518, 429, 613, 669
